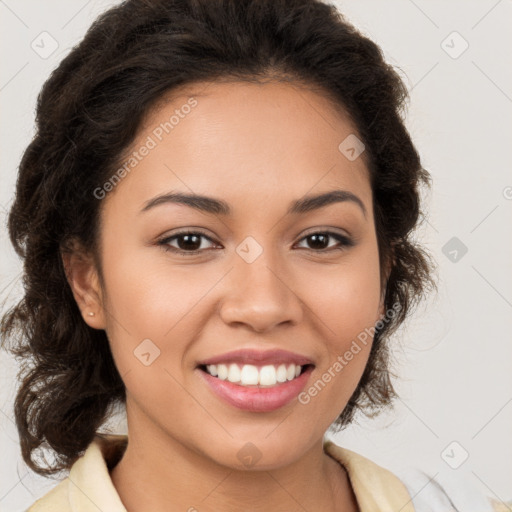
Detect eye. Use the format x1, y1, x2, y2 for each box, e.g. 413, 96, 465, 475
157, 230, 219, 255
295, 231, 354, 252
157, 229, 354, 257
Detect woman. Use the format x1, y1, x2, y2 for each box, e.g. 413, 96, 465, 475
1, 0, 506, 510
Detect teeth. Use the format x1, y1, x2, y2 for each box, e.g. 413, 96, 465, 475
259, 365, 276, 386
217, 364, 228, 380
276, 364, 287, 383
240, 364, 259, 385
204, 363, 304, 387
228, 363, 241, 383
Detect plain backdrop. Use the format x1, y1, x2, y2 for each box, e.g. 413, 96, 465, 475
1, 1, 511, 510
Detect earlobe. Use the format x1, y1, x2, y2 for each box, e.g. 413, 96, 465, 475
61, 242, 106, 329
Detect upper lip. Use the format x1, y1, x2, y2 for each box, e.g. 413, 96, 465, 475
197, 349, 314, 367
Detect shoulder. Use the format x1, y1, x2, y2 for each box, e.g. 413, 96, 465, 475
27, 479, 70, 512
323, 439, 509, 512
324, 439, 417, 511
26, 434, 128, 512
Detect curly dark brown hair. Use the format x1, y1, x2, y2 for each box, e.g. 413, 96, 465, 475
1, 0, 436, 476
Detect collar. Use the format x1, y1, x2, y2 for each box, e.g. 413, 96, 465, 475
323, 439, 415, 512
67, 434, 128, 512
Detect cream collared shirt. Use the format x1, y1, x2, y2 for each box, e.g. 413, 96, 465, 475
27, 434, 505, 511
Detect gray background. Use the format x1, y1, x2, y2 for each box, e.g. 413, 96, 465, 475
1, 0, 511, 509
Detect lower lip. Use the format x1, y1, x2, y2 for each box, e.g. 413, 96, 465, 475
198, 366, 314, 412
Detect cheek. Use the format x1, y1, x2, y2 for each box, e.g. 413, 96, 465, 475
98, 240, 206, 373
302, 247, 382, 347
295, 249, 381, 419
99, 259, 211, 421
101, 236, 207, 331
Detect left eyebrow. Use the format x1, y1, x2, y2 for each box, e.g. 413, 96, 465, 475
140, 189, 367, 219
288, 190, 367, 218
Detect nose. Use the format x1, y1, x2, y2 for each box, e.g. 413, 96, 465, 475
219, 251, 303, 333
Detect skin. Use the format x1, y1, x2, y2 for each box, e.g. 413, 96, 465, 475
64, 80, 388, 512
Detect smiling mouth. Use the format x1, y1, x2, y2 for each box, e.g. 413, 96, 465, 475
197, 363, 314, 388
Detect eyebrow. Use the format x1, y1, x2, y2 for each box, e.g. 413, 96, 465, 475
140, 189, 367, 218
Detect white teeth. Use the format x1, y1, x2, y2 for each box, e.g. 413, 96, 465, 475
276, 364, 287, 383
228, 363, 241, 383
203, 363, 305, 386
259, 365, 276, 386
240, 364, 259, 385
217, 364, 228, 380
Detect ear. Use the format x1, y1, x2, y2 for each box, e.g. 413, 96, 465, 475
61, 240, 106, 330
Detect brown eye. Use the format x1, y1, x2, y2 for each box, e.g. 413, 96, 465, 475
158, 231, 218, 255
296, 232, 354, 252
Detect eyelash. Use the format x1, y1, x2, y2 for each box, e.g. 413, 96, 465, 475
156, 229, 355, 256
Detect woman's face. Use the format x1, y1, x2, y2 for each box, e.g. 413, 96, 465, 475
90, 80, 385, 469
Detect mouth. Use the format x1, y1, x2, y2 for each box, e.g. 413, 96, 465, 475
197, 362, 315, 388
196, 348, 315, 412
196, 348, 316, 412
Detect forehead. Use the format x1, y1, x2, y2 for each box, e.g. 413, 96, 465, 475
104, 80, 372, 217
